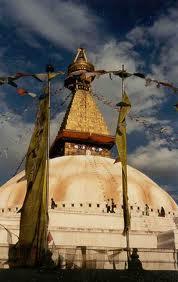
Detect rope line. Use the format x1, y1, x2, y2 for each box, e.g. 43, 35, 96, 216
93, 91, 177, 149
8, 91, 72, 178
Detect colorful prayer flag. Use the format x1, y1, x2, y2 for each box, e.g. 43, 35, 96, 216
17, 88, 36, 98
112, 70, 132, 78
47, 231, 53, 243
16, 88, 27, 96
32, 71, 64, 82
133, 73, 146, 79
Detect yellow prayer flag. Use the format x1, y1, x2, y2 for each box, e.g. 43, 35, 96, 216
115, 91, 131, 235
18, 87, 49, 266
32, 71, 64, 82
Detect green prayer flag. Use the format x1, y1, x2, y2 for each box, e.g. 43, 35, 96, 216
18, 86, 49, 266
32, 71, 64, 82
115, 91, 131, 235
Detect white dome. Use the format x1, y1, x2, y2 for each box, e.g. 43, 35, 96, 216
0, 155, 177, 214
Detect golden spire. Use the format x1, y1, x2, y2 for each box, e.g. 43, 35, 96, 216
60, 89, 109, 135
50, 48, 115, 158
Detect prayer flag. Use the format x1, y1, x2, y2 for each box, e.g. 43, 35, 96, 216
17, 88, 36, 98
18, 86, 49, 266
115, 91, 131, 235
32, 71, 64, 82
47, 231, 53, 243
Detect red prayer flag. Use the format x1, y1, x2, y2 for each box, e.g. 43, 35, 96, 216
17, 88, 27, 96
47, 231, 53, 243
16, 88, 36, 98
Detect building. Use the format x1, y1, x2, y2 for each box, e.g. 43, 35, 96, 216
0, 48, 178, 270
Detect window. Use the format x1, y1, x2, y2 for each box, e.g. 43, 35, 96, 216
89, 203, 91, 207
16, 207, 18, 211
8, 208, 11, 212
137, 207, 140, 210
97, 204, 100, 208
62, 204, 65, 208
151, 209, 153, 212
80, 203, 83, 207
2, 209, 4, 213
130, 206, 133, 210
71, 204, 74, 207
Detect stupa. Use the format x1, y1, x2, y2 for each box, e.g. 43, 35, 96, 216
0, 48, 178, 270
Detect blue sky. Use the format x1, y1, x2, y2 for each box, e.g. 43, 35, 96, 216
0, 0, 177, 201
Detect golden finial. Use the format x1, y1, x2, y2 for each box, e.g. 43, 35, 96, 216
67, 48, 94, 75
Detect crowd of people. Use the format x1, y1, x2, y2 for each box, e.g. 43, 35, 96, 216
50, 197, 166, 217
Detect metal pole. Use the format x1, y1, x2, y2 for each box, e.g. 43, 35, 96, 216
46, 65, 52, 251
121, 64, 131, 267
47, 72, 50, 210
121, 64, 124, 99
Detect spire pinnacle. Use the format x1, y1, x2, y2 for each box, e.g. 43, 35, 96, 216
67, 48, 94, 76
65, 48, 95, 91
74, 48, 88, 63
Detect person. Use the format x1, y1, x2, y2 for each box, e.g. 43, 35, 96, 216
111, 198, 116, 213
160, 206, 165, 217
145, 204, 149, 216
51, 198, 57, 209
128, 248, 143, 271
106, 199, 110, 213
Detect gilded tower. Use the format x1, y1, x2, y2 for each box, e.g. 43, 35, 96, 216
50, 48, 115, 158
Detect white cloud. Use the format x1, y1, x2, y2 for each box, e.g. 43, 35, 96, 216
127, 5, 178, 83
0, 103, 65, 186
89, 39, 167, 136
128, 139, 178, 185
1, 0, 102, 51
0, 115, 32, 185
126, 26, 148, 46
149, 7, 178, 40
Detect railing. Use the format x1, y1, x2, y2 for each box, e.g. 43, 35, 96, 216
0, 244, 177, 270
0, 203, 177, 218
48, 246, 178, 270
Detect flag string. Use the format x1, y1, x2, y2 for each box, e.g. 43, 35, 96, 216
93, 91, 177, 150
0, 90, 72, 179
